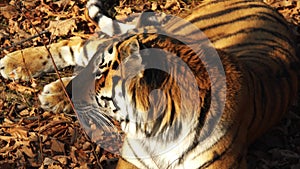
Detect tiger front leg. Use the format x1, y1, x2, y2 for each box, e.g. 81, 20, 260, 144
0, 37, 83, 81
0, 46, 53, 81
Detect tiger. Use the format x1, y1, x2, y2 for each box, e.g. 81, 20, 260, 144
0, 0, 299, 169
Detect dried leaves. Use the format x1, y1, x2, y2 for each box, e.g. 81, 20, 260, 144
0, 110, 118, 168
47, 19, 77, 36
264, 0, 300, 25
7, 82, 38, 95
0, 0, 91, 56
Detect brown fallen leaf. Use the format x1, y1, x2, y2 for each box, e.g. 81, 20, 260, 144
53, 155, 69, 165
163, 0, 180, 10
7, 82, 38, 94
47, 19, 77, 36
0, 99, 4, 110
53, 0, 74, 9
151, 1, 158, 11
7, 126, 29, 139
8, 19, 31, 39
21, 143, 36, 158
42, 157, 60, 166
51, 139, 65, 153
0, 5, 19, 19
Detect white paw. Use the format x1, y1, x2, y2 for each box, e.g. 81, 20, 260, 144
0, 47, 50, 81
0, 53, 30, 81
39, 77, 74, 113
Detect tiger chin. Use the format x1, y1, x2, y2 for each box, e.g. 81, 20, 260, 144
0, 0, 299, 169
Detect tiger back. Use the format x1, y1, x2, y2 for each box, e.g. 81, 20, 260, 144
182, 0, 298, 144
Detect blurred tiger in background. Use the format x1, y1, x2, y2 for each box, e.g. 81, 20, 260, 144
0, 0, 298, 168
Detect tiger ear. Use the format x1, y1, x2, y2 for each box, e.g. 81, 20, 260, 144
119, 38, 141, 60
122, 39, 145, 78
136, 10, 160, 28
128, 39, 140, 55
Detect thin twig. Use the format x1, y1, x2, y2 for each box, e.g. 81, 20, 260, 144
20, 0, 78, 122
16, 2, 104, 169
17, 4, 78, 166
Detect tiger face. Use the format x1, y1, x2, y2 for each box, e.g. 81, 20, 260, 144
89, 35, 190, 138
73, 31, 204, 136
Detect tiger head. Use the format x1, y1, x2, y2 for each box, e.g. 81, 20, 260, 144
72, 12, 230, 149
85, 38, 213, 141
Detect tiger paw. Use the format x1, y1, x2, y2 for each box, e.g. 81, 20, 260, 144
39, 77, 73, 113
0, 46, 50, 81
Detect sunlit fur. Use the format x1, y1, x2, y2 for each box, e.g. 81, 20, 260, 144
93, 1, 298, 169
